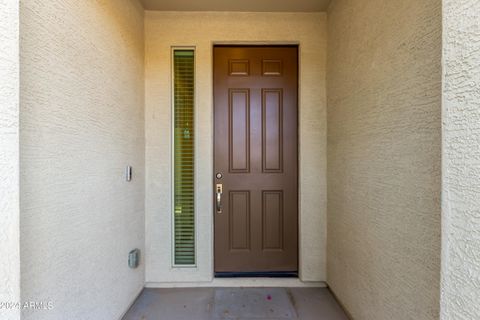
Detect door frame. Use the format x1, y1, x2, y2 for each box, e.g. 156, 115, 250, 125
212, 44, 300, 277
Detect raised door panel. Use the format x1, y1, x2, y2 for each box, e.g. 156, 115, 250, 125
262, 191, 284, 251
229, 191, 251, 251
229, 89, 250, 173
262, 89, 283, 173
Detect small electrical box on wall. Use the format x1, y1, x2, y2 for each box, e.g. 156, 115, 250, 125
126, 165, 132, 182
128, 249, 140, 269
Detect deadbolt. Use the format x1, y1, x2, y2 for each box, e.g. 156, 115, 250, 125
216, 172, 223, 179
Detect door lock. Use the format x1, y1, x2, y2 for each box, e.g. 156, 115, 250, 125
216, 184, 223, 214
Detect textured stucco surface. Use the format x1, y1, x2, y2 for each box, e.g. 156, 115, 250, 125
145, 12, 327, 283
327, 0, 442, 319
0, 1, 20, 319
20, 1, 145, 319
441, 1, 480, 319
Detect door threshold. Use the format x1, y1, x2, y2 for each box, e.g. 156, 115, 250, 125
146, 279, 327, 288
215, 272, 298, 278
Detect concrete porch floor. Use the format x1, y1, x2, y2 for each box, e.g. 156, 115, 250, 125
122, 287, 349, 320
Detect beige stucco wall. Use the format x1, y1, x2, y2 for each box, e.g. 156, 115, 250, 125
20, 1, 145, 319
0, 1, 20, 319
145, 12, 327, 283
441, 0, 480, 318
327, 0, 442, 319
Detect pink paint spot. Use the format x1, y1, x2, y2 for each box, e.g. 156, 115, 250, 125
267, 295, 272, 300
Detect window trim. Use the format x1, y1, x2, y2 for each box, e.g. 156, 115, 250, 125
171, 46, 197, 268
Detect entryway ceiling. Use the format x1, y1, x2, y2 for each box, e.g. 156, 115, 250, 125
139, 0, 332, 12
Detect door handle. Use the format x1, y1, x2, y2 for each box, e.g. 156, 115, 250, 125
216, 184, 223, 214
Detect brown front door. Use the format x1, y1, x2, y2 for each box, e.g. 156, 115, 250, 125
214, 46, 298, 274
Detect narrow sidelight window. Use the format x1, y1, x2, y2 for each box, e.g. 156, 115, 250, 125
173, 49, 195, 266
